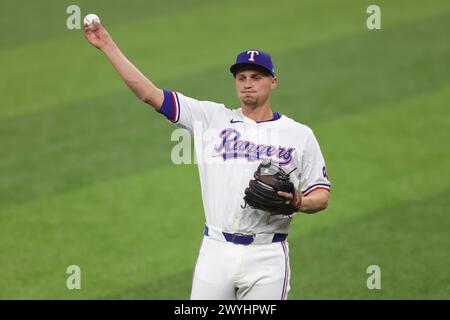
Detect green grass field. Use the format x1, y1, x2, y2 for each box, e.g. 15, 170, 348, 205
1, 0, 449, 299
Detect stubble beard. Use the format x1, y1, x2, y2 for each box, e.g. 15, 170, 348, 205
241, 96, 259, 108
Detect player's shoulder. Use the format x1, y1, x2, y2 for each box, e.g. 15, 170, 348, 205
279, 113, 314, 136
176, 91, 231, 112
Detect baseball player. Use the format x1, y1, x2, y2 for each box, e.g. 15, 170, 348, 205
84, 20, 331, 300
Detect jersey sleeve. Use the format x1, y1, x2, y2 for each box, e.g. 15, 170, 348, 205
298, 130, 332, 196
157, 89, 224, 132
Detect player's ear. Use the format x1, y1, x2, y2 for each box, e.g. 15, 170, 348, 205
271, 76, 278, 90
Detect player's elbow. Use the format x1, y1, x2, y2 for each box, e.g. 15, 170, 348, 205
314, 190, 329, 211
321, 199, 328, 210
139, 89, 164, 109
323, 201, 329, 212
139, 95, 153, 105
312, 193, 329, 213
137, 92, 153, 104
320, 193, 330, 211
313, 200, 328, 213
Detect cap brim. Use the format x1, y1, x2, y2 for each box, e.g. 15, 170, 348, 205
230, 63, 273, 77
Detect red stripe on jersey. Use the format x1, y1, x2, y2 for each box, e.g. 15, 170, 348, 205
171, 92, 178, 122
303, 186, 330, 197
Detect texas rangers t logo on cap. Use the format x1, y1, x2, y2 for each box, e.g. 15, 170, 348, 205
247, 50, 259, 62
230, 49, 275, 77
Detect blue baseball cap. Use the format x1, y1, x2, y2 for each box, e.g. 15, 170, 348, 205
230, 49, 275, 77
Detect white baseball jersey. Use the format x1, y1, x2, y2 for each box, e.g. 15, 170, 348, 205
158, 90, 331, 235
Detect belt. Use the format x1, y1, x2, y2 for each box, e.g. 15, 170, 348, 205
203, 225, 287, 245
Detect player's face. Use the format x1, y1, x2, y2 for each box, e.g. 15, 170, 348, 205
235, 69, 277, 108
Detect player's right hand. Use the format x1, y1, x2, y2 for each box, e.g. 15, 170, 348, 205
278, 190, 302, 212
83, 21, 113, 51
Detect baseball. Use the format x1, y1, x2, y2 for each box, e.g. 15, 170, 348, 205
83, 14, 100, 30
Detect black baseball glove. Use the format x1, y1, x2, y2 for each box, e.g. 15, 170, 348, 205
242, 160, 297, 215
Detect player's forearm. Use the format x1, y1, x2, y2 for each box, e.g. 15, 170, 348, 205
101, 43, 164, 109
298, 189, 329, 214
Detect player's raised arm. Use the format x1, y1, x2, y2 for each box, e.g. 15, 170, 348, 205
83, 19, 164, 110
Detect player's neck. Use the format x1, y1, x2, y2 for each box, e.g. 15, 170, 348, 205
241, 101, 273, 122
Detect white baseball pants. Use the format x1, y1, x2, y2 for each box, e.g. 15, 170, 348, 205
190, 232, 291, 300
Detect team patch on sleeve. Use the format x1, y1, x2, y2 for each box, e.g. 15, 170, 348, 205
302, 183, 331, 196
323, 166, 329, 179
157, 90, 180, 123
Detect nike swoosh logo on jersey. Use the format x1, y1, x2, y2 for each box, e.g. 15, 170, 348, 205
230, 119, 243, 123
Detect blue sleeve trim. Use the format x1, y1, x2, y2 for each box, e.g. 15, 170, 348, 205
157, 90, 179, 123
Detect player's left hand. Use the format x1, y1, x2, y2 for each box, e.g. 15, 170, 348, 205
277, 190, 302, 212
